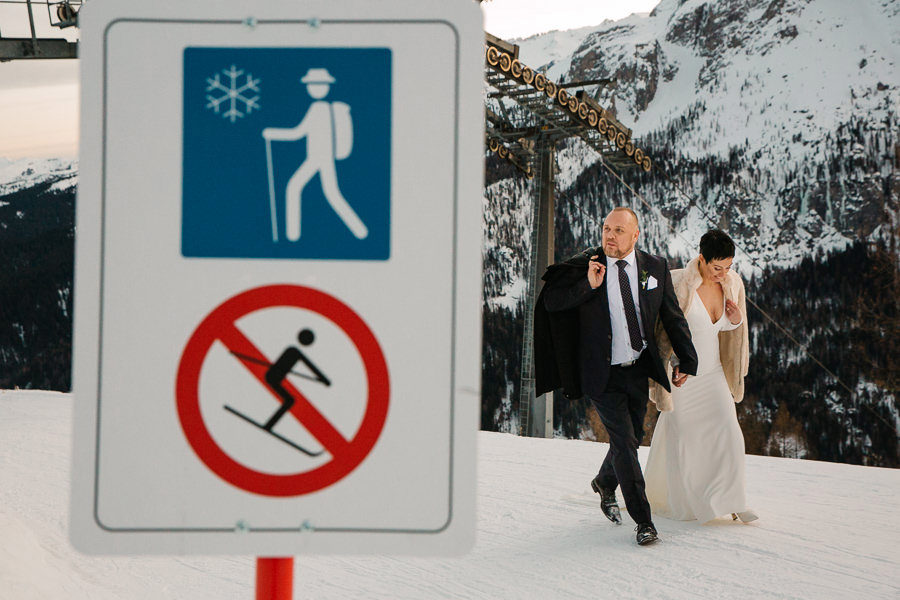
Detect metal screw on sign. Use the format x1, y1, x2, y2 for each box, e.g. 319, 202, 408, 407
228, 517, 294, 600
242, 16, 258, 29
309, 17, 321, 29
300, 520, 314, 532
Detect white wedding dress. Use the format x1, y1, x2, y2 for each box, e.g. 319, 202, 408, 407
645, 291, 752, 523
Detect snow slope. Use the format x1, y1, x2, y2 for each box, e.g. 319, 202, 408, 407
513, 0, 899, 164
485, 0, 899, 274
0, 157, 77, 196
1, 390, 897, 599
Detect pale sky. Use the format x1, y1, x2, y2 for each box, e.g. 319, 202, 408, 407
0, 1, 80, 160
482, 0, 660, 39
0, 0, 661, 160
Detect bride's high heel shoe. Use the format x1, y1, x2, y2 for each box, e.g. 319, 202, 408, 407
731, 510, 759, 523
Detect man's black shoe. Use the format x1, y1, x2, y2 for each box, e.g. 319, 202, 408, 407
590, 477, 622, 524
635, 522, 658, 545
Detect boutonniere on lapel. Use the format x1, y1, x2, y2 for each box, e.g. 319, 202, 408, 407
640, 270, 658, 291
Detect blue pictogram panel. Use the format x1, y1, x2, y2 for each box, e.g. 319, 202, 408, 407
182, 47, 391, 260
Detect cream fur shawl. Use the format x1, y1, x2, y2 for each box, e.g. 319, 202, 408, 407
649, 257, 749, 412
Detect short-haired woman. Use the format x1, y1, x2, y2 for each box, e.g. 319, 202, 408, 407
645, 229, 758, 524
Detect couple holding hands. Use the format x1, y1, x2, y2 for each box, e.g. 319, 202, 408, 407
535, 207, 756, 546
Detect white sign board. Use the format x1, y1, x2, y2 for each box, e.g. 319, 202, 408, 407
70, 0, 483, 555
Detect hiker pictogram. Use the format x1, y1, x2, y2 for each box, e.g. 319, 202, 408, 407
181, 47, 391, 261
263, 67, 368, 242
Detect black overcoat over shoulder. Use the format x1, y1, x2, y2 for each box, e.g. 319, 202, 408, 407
533, 248, 599, 399
533, 246, 698, 400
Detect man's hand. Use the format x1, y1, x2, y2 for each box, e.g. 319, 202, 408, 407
672, 366, 688, 387
725, 299, 742, 325
262, 127, 297, 141
588, 255, 606, 289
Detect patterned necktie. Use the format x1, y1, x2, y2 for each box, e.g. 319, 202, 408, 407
616, 259, 644, 352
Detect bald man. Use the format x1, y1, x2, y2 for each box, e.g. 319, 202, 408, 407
541, 207, 697, 545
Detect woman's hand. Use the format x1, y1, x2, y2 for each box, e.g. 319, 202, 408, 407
588, 255, 606, 289
672, 366, 688, 387
725, 299, 741, 325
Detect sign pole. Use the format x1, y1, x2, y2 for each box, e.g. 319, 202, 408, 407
255, 557, 294, 600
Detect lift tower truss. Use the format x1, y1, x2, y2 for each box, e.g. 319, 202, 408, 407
0, 0, 81, 61
483, 33, 651, 437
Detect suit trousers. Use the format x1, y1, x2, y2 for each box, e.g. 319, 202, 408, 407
590, 360, 653, 525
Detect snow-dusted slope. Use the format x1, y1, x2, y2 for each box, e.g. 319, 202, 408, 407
0, 157, 77, 197
513, 0, 898, 161
2, 391, 897, 599
485, 0, 898, 271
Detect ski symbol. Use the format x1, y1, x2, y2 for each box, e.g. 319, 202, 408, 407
222, 405, 323, 457
224, 328, 330, 456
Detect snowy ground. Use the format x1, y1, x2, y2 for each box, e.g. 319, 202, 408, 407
2, 390, 898, 599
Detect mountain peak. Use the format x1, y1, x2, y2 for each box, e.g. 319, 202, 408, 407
0, 157, 78, 197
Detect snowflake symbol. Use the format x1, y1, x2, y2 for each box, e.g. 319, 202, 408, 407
205, 65, 260, 123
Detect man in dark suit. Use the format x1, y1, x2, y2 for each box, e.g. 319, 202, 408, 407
542, 207, 698, 545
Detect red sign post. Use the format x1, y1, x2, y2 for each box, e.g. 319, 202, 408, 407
178, 285, 391, 599
256, 557, 294, 600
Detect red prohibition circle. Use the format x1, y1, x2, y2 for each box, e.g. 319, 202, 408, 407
175, 285, 390, 497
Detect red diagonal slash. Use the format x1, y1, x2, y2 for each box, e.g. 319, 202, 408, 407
218, 322, 350, 457
176, 284, 389, 497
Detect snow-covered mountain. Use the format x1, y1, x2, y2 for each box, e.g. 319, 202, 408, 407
2, 390, 898, 599
0, 157, 77, 198
496, 0, 898, 267
482, 0, 898, 465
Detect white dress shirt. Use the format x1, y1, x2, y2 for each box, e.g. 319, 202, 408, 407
605, 249, 646, 365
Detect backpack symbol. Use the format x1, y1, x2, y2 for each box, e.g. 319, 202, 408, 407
329, 101, 353, 160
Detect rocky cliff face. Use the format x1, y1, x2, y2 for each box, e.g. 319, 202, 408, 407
482, 0, 899, 465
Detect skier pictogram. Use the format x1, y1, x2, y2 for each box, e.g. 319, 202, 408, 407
175, 284, 390, 497
262, 67, 367, 243
225, 328, 331, 456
